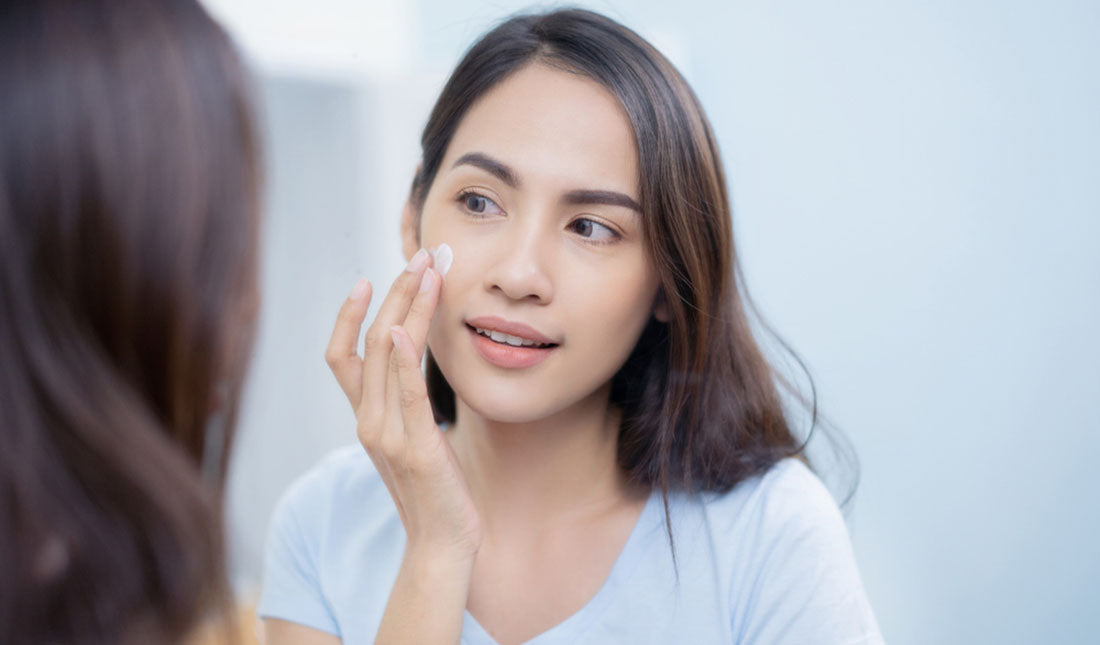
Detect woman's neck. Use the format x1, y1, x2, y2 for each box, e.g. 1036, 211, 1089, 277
447, 385, 638, 541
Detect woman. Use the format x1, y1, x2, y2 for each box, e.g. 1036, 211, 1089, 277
261, 9, 881, 644
0, 1, 260, 643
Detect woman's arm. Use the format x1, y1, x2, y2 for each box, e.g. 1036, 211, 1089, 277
262, 548, 473, 645
263, 618, 342, 645
373, 548, 475, 644
323, 250, 482, 644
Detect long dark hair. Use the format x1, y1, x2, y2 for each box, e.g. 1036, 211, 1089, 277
413, 8, 856, 548
0, 0, 260, 642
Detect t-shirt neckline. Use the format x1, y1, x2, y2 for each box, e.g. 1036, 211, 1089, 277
460, 488, 663, 645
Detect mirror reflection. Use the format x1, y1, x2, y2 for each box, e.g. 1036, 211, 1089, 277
5, 1, 1096, 644
241, 7, 879, 645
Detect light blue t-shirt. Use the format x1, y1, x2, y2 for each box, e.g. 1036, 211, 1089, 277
258, 444, 883, 644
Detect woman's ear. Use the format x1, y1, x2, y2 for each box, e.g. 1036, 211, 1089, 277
400, 198, 420, 262
653, 289, 671, 323
401, 165, 424, 261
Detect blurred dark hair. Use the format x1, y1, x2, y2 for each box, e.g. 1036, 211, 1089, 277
0, 0, 260, 642
411, 9, 856, 546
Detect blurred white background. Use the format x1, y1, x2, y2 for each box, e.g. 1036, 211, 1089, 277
199, 1, 1100, 643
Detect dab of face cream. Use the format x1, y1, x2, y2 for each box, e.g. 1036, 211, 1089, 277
429, 243, 453, 277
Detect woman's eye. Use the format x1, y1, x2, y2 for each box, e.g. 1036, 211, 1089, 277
459, 191, 501, 216
569, 218, 618, 243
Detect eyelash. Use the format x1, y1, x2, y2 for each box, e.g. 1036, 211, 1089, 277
456, 190, 500, 218
455, 190, 622, 245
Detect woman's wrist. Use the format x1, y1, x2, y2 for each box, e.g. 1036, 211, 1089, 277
374, 544, 475, 644
402, 543, 478, 580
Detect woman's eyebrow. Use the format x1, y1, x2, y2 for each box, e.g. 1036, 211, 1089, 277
452, 151, 641, 212
452, 152, 519, 187
563, 189, 641, 213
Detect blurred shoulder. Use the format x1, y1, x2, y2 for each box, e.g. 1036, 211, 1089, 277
702, 457, 848, 539
272, 443, 384, 520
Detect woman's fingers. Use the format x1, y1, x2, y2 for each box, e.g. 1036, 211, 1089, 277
401, 267, 442, 358
389, 325, 439, 449
359, 249, 433, 421
377, 268, 440, 466
325, 278, 372, 409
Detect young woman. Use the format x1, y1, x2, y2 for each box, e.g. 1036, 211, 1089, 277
260, 9, 882, 645
0, 1, 260, 643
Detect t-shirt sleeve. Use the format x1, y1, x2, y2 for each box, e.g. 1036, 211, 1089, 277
257, 472, 340, 636
733, 462, 884, 645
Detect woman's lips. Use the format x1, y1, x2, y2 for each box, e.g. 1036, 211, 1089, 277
465, 315, 558, 345
467, 325, 557, 369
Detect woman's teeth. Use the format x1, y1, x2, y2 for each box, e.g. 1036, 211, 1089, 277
473, 327, 551, 348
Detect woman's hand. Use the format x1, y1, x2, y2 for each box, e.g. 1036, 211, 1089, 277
325, 249, 482, 562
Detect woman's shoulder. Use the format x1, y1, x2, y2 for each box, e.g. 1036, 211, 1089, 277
690, 459, 882, 643
700, 457, 846, 536
270, 443, 387, 526
259, 445, 404, 634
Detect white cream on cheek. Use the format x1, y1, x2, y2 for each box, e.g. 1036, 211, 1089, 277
429, 243, 454, 276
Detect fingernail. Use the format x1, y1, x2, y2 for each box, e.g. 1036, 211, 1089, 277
349, 277, 369, 300
430, 243, 454, 277
419, 267, 435, 292
406, 248, 429, 273
389, 326, 403, 348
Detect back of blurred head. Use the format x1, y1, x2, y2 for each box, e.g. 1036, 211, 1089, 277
0, 0, 260, 642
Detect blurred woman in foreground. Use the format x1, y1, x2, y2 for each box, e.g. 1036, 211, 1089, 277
0, 0, 260, 642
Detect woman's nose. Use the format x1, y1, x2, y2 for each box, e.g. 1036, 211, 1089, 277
483, 220, 554, 304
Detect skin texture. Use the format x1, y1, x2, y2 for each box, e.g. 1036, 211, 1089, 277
266, 63, 666, 645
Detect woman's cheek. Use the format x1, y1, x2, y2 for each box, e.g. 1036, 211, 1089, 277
424, 235, 471, 346
577, 264, 656, 352
430, 225, 491, 289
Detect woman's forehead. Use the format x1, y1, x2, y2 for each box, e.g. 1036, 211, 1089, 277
441, 64, 640, 197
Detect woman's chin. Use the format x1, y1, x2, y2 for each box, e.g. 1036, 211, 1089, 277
455, 389, 569, 425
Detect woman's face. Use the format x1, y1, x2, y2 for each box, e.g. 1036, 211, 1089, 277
411, 63, 662, 424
